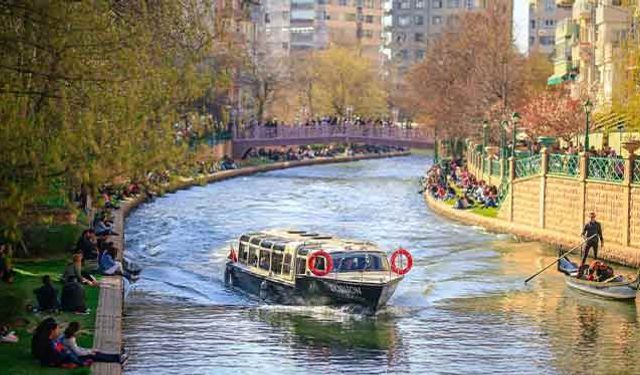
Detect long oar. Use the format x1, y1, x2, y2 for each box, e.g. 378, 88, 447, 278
524, 234, 597, 284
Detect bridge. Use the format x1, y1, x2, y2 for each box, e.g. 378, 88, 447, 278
231, 124, 434, 159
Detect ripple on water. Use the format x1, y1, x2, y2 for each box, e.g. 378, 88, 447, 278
123, 155, 640, 375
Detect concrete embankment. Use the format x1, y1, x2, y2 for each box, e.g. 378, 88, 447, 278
423, 192, 640, 268
92, 151, 409, 375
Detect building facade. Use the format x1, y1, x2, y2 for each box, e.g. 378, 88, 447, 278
528, 0, 572, 55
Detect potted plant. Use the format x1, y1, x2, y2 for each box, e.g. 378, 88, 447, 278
622, 135, 640, 155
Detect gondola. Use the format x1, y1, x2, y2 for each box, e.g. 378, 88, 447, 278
223, 229, 413, 312
557, 254, 639, 301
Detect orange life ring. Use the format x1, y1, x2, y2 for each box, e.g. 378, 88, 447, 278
390, 248, 413, 275
307, 250, 333, 277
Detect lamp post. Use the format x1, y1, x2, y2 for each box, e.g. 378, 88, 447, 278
511, 112, 520, 158
482, 120, 489, 157
500, 119, 508, 178
583, 99, 593, 152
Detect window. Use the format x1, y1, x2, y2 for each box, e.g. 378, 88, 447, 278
399, 0, 411, 9
332, 253, 390, 272
265, 13, 270, 23
399, 49, 409, 60
282, 254, 292, 275
539, 36, 554, 45
339, 0, 347, 5
432, 0, 442, 8
530, 20, 535, 29
398, 15, 411, 26
415, 32, 424, 42
544, 0, 554, 11
364, 29, 374, 38
432, 15, 441, 25
415, 49, 426, 60
239, 243, 249, 264
415, 0, 424, 8
544, 19, 555, 27
259, 249, 271, 271
395, 32, 406, 43
296, 257, 307, 275
283, 10, 290, 19
365, 0, 374, 8
414, 15, 423, 25
249, 245, 259, 267
282, 42, 289, 49
446, 0, 459, 7
271, 252, 283, 274
366, 15, 374, 23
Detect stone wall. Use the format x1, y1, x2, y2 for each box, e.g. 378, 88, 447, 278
585, 182, 627, 245
544, 177, 582, 235
512, 177, 541, 228
631, 187, 640, 248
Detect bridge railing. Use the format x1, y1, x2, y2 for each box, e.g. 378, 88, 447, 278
233, 125, 433, 141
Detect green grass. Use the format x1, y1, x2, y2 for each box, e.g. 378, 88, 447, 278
0, 258, 98, 375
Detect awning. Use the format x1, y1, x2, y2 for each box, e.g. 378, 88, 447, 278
547, 74, 564, 86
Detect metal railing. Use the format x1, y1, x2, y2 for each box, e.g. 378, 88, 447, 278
548, 153, 579, 177
491, 159, 501, 176
633, 159, 640, 184
483, 158, 490, 174
514, 154, 542, 178
587, 156, 624, 182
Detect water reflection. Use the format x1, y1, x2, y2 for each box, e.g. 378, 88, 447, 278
124, 155, 640, 375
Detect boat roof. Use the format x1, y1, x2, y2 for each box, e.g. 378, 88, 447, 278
239, 229, 384, 254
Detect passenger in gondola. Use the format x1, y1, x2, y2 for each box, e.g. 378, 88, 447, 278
580, 212, 604, 271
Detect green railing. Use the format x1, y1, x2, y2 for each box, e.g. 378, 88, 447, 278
587, 156, 624, 182
515, 154, 541, 178
483, 158, 490, 174
497, 181, 510, 206
491, 159, 501, 176
633, 159, 640, 184
548, 153, 579, 177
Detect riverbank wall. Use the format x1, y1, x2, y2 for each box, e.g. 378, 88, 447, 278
430, 144, 640, 268
92, 150, 409, 375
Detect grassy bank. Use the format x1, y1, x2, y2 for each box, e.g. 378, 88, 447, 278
0, 258, 98, 375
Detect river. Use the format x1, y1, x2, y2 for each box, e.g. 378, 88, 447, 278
123, 154, 640, 375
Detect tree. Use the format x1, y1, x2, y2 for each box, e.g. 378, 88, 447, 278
519, 89, 585, 142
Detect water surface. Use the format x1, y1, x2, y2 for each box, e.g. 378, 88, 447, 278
124, 155, 640, 375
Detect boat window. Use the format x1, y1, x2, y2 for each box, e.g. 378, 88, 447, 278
282, 254, 292, 275
259, 249, 271, 271
240, 235, 250, 243
332, 252, 389, 272
271, 252, 283, 274
250, 237, 262, 246
273, 243, 285, 251
261, 240, 273, 248
238, 242, 249, 264
248, 245, 259, 267
296, 257, 306, 275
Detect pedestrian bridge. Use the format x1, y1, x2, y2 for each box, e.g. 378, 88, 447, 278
232, 124, 434, 158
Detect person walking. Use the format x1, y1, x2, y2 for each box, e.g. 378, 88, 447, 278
580, 211, 604, 268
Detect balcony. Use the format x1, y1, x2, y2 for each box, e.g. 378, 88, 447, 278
573, 1, 592, 19
596, 4, 629, 25
556, 0, 574, 7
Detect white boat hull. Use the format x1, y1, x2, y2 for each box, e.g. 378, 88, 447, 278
564, 276, 638, 300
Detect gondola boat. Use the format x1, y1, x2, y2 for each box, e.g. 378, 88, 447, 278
223, 229, 413, 312
557, 254, 639, 301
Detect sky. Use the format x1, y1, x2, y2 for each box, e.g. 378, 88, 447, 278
513, 0, 529, 53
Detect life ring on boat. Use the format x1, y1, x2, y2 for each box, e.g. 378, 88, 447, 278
307, 250, 333, 277
390, 248, 413, 275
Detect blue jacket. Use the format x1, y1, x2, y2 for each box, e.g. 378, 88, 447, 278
99, 252, 116, 273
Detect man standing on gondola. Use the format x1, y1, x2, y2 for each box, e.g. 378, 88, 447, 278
580, 211, 604, 268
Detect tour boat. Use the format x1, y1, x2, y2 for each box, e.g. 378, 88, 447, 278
223, 229, 413, 311
557, 255, 639, 301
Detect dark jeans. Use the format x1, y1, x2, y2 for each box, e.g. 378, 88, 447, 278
80, 352, 121, 363
581, 240, 599, 265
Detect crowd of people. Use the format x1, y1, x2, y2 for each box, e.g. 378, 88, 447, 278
422, 159, 499, 210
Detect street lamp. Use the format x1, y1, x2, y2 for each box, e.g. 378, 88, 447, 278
500, 119, 508, 179
583, 99, 593, 153
511, 112, 520, 158
482, 120, 489, 157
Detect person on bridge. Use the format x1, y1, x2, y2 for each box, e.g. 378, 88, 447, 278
580, 212, 604, 268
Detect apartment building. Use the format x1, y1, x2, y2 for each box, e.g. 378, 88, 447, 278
529, 0, 572, 55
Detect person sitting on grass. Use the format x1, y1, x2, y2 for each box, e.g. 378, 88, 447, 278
34, 275, 59, 312
60, 276, 89, 315
33, 319, 88, 368
60, 322, 127, 364
62, 254, 97, 287
95, 213, 118, 236
75, 229, 98, 261
0, 243, 15, 283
